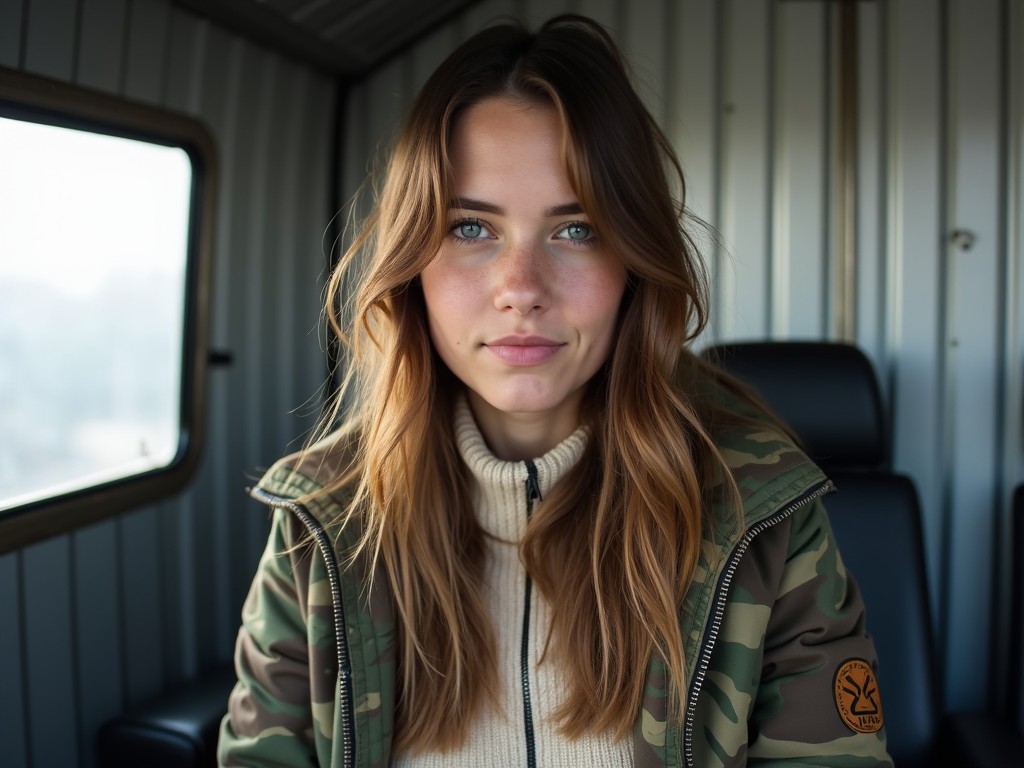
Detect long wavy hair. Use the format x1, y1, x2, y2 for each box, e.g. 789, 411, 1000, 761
316, 14, 742, 754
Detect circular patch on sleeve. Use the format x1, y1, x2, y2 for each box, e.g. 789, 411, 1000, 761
832, 658, 884, 733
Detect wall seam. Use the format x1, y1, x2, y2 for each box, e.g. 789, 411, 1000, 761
765, 0, 776, 336
823, 0, 835, 339
991, 0, 1015, 712
18, 0, 29, 70
70, 0, 82, 82
936, 0, 954, 696
17, 552, 33, 768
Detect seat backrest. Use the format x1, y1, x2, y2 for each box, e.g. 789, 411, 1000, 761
705, 341, 941, 768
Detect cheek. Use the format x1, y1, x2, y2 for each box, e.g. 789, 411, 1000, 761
580, 265, 628, 332
421, 266, 473, 346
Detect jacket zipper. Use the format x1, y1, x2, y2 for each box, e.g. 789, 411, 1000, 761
521, 461, 542, 768
681, 479, 833, 768
250, 487, 356, 768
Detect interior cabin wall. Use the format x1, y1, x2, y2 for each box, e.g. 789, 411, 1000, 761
338, 0, 1024, 715
0, 1, 1020, 767
0, 1, 335, 767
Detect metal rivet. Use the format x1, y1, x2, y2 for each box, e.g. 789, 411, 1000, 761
950, 229, 976, 251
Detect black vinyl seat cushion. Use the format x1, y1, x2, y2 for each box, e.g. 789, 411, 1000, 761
704, 341, 942, 768
826, 473, 939, 768
705, 341, 886, 471
97, 664, 236, 768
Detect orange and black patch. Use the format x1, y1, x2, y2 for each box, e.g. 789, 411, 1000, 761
832, 658, 884, 733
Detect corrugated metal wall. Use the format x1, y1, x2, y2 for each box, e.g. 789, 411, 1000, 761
1, 0, 1022, 766
339, 0, 1024, 715
0, 1, 335, 767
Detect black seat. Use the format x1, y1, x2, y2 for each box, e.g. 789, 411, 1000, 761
96, 664, 235, 768
704, 341, 941, 767
946, 483, 1024, 766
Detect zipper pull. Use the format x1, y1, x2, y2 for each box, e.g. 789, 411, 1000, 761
525, 460, 542, 516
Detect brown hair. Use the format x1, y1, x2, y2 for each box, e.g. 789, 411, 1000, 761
319, 14, 737, 753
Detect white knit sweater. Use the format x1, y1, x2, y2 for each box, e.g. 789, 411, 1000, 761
394, 397, 633, 767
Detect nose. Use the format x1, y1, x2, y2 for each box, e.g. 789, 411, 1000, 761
493, 240, 549, 314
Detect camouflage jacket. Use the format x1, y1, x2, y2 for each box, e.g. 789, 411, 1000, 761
218, 384, 893, 768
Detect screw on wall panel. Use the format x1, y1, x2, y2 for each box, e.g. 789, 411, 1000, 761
950, 229, 976, 251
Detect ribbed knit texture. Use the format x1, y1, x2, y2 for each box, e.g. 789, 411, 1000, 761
393, 396, 633, 767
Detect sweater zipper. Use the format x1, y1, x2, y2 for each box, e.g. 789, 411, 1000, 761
521, 461, 542, 768
681, 479, 833, 768
250, 487, 355, 768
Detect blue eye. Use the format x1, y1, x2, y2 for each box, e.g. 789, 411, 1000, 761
450, 219, 492, 241
557, 222, 595, 243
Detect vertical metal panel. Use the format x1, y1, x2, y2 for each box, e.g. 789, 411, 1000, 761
945, 0, 1005, 712
160, 493, 194, 682
122, 0, 172, 102
238, 48, 281, 567
22, 538, 79, 767
340, 80, 371, 252
0, 553, 28, 768
364, 57, 411, 165
73, 522, 123, 768
1007, 0, 1024, 496
668, 0, 720, 347
409, 20, 459, 97
270, 62, 303, 454
720, 0, 773, 338
119, 505, 166, 706
296, 77, 336, 413
270, 61, 325, 456
854, 1, 888, 373
22, 0, 77, 79
230, 42, 270, 576
78, 0, 128, 91
668, 0, 719, 225
0, 0, 23, 67
886, 0, 947, 632
1006, 0, 1024, 730
773, 2, 828, 338
622, 0, 668, 126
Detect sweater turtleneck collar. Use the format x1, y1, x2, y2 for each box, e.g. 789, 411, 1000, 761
453, 394, 589, 541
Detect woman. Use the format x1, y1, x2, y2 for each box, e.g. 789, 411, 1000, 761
218, 15, 892, 768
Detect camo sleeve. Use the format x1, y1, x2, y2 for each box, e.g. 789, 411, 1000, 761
693, 498, 893, 767
218, 507, 320, 767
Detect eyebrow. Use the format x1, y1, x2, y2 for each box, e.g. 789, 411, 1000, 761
452, 197, 585, 217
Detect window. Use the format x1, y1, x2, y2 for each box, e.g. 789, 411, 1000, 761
0, 68, 215, 552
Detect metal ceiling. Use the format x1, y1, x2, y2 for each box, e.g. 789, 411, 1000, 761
174, 0, 481, 77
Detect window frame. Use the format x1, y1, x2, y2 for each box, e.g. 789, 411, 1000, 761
0, 66, 216, 553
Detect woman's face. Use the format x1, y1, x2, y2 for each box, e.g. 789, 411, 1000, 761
420, 97, 627, 461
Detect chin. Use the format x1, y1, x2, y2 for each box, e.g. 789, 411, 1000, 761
474, 386, 576, 419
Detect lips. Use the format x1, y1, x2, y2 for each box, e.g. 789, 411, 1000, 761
484, 335, 564, 366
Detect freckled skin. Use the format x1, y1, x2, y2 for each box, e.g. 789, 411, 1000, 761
420, 97, 627, 460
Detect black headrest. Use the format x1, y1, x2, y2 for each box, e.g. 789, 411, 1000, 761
703, 341, 888, 471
